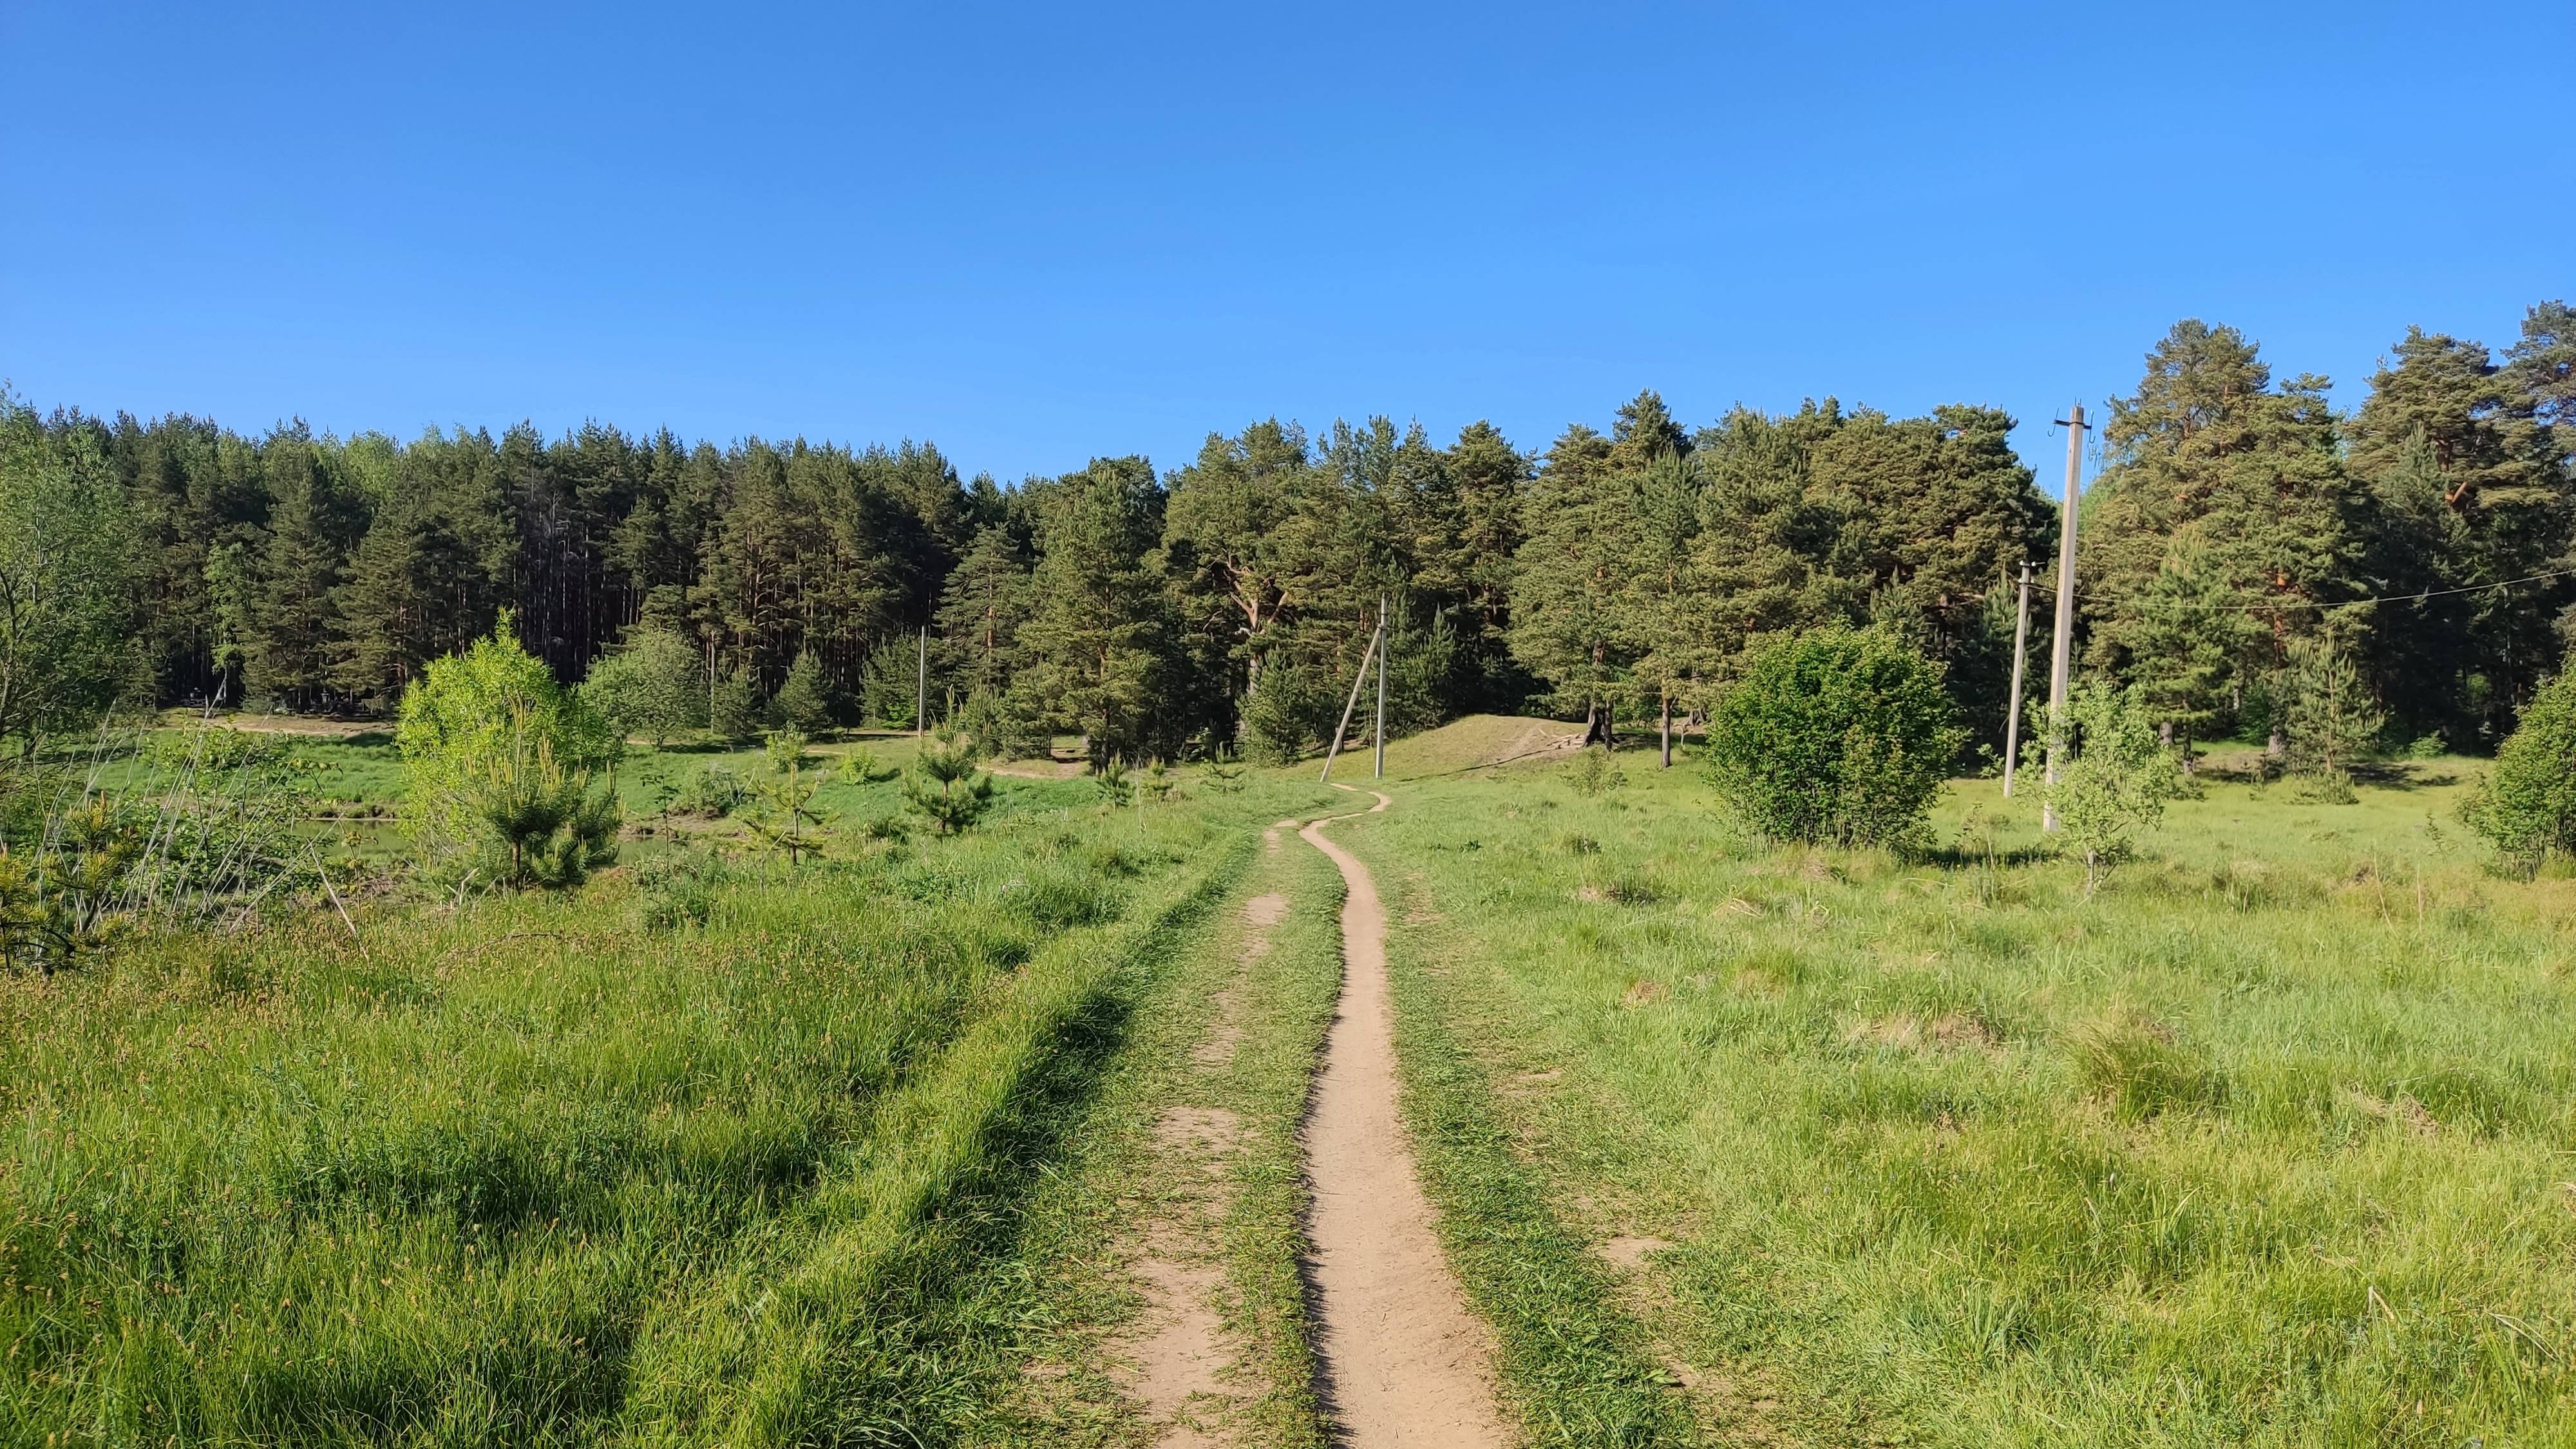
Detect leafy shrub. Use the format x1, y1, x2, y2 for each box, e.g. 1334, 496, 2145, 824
672, 761, 750, 818
579, 627, 704, 748
1567, 747, 1625, 797
397, 620, 622, 891
836, 745, 891, 784
902, 728, 996, 836
1092, 757, 1133, 806
1703, 625, 1963, 849
2040, 682, 2188, 891
2461, 662, 2576, 875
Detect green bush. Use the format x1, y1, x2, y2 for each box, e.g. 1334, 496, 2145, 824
579, 626, 703, 747
2462, 662, 2576, 875
1702, 625, 1963, 849
397, 620, 622, 891
2041, 681, 2188, 891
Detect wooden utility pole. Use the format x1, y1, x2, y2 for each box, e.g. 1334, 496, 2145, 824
2043, 404, 2087, 831
916, 626, 927, 738
1373, 595, 1388, 780
1320, 616, 1385, 783
2002, 560, 2032, 797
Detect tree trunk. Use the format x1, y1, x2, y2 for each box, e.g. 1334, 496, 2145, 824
1660, 692, 1672, 768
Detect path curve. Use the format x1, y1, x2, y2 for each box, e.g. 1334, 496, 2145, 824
1300, 785, 1509, 1446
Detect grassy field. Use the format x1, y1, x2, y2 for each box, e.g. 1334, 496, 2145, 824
1336, 743, 2576, 1446
14, 706, 2573, 1446
0, 769, 1331, 1445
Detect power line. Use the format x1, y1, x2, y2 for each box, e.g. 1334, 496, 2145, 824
2023, 563, 2576, 615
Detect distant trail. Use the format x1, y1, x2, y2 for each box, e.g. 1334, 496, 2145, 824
1300, 784, 1508, 1447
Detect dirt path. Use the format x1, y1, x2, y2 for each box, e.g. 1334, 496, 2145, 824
1300, 786, 1510, 1447
1103, 887, 1298, 1446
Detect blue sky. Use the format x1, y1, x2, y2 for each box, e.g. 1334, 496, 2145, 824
5, 1, 2569, 485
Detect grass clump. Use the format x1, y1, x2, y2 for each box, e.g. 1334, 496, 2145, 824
2066, 1005, 2223, 1119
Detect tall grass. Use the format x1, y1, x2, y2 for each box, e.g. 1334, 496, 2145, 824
0, 791, 1279, 1445
1347, 753, 2576, 1444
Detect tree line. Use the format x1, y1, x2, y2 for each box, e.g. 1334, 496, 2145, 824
3, 300, 2568, 764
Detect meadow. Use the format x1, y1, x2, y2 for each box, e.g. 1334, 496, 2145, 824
0, 750, 1332, 1446
9, 711, 2575, 1446
1341, 742, 2576, 1446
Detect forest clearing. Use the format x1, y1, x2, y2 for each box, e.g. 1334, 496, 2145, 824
5, 64, 2572, 1436
5, 701, 2573, 1446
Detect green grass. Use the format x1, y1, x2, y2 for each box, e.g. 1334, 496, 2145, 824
958, 806, 1346, 1446
1339, 745, 2576, 1446
0, 782, 1314, 1446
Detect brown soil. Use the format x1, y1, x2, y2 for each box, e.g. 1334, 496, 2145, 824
1300, 786, 1510, 1446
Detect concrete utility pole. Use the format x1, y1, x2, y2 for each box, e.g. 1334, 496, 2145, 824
1374, 596, 1388, 780
2043, 404, 2087, 831
2002, 560, 2032, 797
916, 626, 927, 738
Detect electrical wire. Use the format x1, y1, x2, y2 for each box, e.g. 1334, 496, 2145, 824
2022, 564, 2576, 614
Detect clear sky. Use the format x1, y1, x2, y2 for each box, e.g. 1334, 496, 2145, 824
5, 1, 2569, 486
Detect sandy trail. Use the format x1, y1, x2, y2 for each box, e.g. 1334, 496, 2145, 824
1300, 786, 1509, 1447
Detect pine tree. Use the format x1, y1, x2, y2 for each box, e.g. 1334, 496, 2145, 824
1013, 457, 1175, 763
1511, 423, 1634, 743
2280, 632, 2384, 800
1443, 421, 1531, 706
2081, 321, 2358, 711
243, 430, 361, 710
934, 522, 1034, 699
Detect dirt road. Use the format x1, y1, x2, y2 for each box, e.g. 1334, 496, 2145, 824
1299, 786, 1508, 1446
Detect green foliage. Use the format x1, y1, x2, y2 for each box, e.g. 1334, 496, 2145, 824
1240, 657, 1334, 765
2068, 1007, 2222, 1120
1137, 758, 1175, 805
670, 760, 750, 817
631, 842, 734, 930
835, 745, 891, 784
2279, 632, 2384, 802
1567, 746, 1625, 797
2040, 681, 2188, 890
741, 728, 829, 864
900, 728, 996, 835
0, 395, 144, 751
2460, 661, 2576, 873
856, 641, 920, 729
0, 797, 140, 974
708, 665, 762, 744
770, 648, 837, 732
1703, 626, 1964, 849
396, 620, 622, 890
580, 626, 703, 747
1091, 756, 1133, 807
